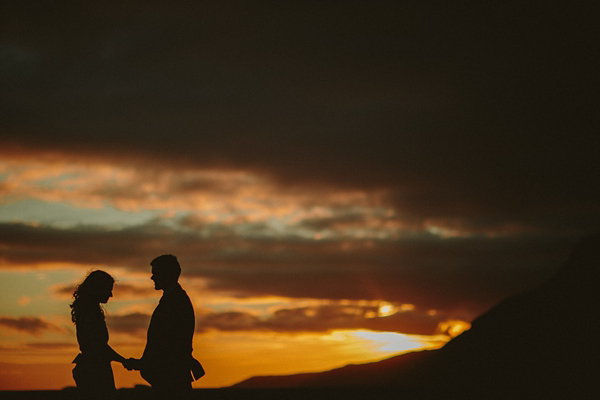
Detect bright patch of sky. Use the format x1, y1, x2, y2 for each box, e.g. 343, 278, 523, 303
0, 199, 162, 229
0, 270, 79, 317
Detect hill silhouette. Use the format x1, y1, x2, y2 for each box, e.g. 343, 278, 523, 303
234, 235, 600, 398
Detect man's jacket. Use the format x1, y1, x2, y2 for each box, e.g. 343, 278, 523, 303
141, 284, 196, 385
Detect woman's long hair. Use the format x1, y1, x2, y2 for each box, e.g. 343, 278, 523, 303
70, 270, 114, 324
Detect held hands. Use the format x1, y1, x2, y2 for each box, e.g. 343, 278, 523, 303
122, 358, 141, 371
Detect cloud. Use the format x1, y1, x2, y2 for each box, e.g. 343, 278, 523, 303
5, 152, 596, 241
1, 2, 598, 238
196, 303, 463, 336
24, 342, 77, 350
0, 156, 409, 239
0, 221, 578, 317
0, 316, 66, 336
17, 296, 31, 306
112, 283, 158, 299
106, 312, 151, 337
51, 284, 75, 299
108, 302, 452, 336
52, 281, 156, 301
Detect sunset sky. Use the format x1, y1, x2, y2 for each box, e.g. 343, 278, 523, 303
1, 1, 598, 391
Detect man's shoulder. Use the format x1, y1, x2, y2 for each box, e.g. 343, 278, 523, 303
163, 285, 193, 305
178, 287, 194, 308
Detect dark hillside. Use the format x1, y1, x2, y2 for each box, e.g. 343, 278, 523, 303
235, 235, 600, 398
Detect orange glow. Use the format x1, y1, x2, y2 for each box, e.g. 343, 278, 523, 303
0, 157, 377, 215
437, 319, 471, 338
377, 302, 397, 317
0, 157, 409, 241
0, 362, 75, 391
17, 297, 31, 307
348, 330, 447, 354
190, 330, 447, 388
0, 329, 448, 390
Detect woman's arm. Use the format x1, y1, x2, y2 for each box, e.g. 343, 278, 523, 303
77, 314, 126, 363
106, 344, 126, 363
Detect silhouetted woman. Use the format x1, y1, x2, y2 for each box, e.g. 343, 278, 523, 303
70, 270, 126, 399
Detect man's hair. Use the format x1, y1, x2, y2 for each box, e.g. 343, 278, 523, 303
151, 254, 181, 281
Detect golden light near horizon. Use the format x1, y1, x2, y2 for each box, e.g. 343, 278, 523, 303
437, 320, 472, 338
377, 302, 397, 317
186, 329, 450, 388
0, 262, 464, 390
349, 330, 447, 354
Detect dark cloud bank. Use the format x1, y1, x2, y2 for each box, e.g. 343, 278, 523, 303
2, 2, 598, 227
1, 221, 578, 321
107, 304, 448, 337
0, 316, 66, 336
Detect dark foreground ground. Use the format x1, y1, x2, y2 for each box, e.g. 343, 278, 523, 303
0, 388, 419, 400
3, 384, 588, 400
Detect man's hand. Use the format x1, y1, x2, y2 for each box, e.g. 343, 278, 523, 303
123, 358, 141, 371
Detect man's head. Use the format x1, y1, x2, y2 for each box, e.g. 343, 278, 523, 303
150, 254, 181, 290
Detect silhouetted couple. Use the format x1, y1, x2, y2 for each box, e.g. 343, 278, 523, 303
70, 254, 204, 399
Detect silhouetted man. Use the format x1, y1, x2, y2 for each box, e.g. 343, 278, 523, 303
125, 254, 202, 399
